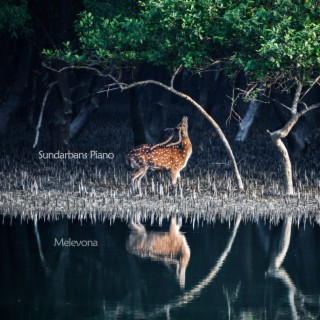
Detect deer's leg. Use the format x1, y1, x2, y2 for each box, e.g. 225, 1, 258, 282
128, 217, 146, 233
177, 261, 187, 288
170, 169, 179, 185
132, 167, 148, 188
169, 217, 180, 234
137, 168, 148, 188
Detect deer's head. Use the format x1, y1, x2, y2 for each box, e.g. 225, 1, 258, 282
178, 116, 189, 138
165, 116, 188, 137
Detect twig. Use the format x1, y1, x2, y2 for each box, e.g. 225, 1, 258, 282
170, 65, 182, 89
73, 85, 120, 106
300, 102, 320, 115
299, 75, 320, 102
43, 64, 108, 77
226, 87, 242, 125
244, 82, 259, 99
268, 97, 292, 112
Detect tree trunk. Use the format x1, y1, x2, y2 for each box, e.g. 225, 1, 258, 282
27, 72, 38, 129
273, 100, 320, 157
70, 97, 99, 140
268, 84, 301, 195
268, 82, 320, 194
145, 101, 166, 144
197, 73, 211, 109
194, 69, 224, 130
49, 65, 72, 151
33, 81, 57, 149
235, 83, 262, 142
69, 74, 100, 140
139, 65, 168, 143
0, 45, 32, 135
268, 216, 293, 271
130, 87, 147, 146
206, 69, 224, 114
267, 216, 298, 320
269, 134, 294, 195
48, 0, 75, 150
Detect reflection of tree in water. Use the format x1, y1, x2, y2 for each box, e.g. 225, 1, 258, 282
2, 216, 320, 319
266, 216, 320, 319
223, 281, 241, 320
124, 215, 242, 319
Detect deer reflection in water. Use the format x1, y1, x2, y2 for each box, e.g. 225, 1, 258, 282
126, 217, 190, 288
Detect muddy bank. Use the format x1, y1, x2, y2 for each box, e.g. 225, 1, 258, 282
1, 189, 319, 225
0, 107, 319, 223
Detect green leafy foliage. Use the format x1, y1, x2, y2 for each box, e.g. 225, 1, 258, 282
45, 0, 222, 70
0, 0, 31, 38
220, 0, 320, 84
44, 0, 320, 88
82, 0, 138, 18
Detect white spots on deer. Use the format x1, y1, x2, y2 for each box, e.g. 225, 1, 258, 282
128, 116, 192, 188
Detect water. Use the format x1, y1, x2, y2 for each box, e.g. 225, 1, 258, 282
0, 216, 319, 319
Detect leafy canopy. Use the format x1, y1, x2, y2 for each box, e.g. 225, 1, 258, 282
44, 0, 320, 88
0, 0, 31, 38
221, 0, 320, 85
44, 0, 222, 70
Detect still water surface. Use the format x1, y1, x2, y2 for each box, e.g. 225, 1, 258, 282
0, 216, 319, 319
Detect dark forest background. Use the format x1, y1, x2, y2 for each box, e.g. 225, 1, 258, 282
0, 0, 319, 154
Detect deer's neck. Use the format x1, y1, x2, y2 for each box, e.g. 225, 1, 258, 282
181, 136, 192, 153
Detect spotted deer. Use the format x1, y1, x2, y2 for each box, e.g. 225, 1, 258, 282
128, 116, 192, 188
126, 217, 191, 288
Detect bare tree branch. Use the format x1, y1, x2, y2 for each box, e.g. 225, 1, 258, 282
300, 102, 320, 115
299, 75, 320, 102
170, 65, 182, 89
226, 87, 242, 125
33, 81, 58, 148
73, 84, 120, 106
291, 81, 303, 114
268, 97, 291, 112
102, 78, 244, 190
244, 82, 259, 99
43, 64, 110, 77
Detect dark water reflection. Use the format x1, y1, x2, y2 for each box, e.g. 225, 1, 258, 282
0, 216, 319, 320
